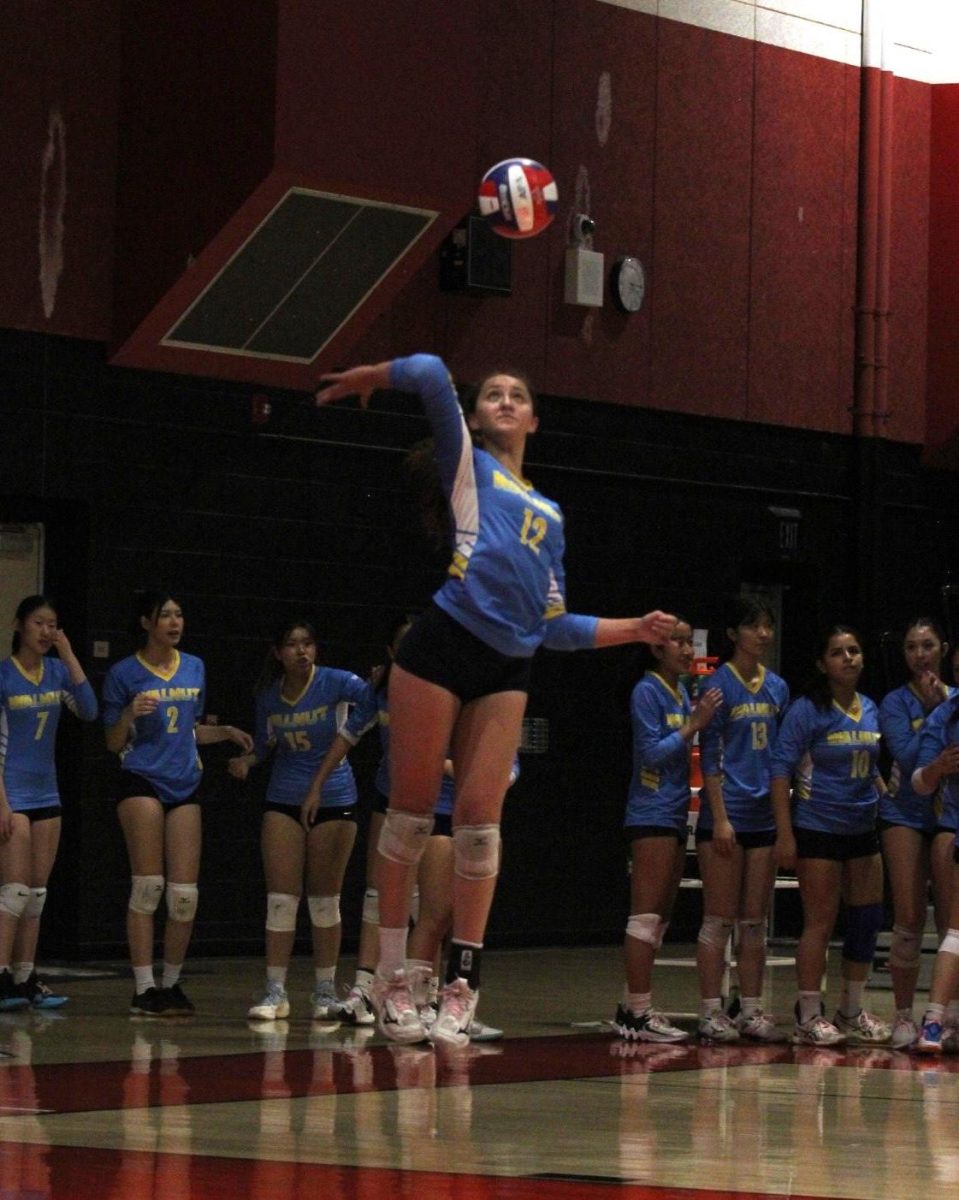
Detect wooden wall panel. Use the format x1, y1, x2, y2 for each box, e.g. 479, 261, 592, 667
748, 43, 857, 432
927, 84, 959, 450
887, 76, 930, 445
543, 0, 657, 405
649, 22, 754, 419
0, 1, 118, 339
0, 2, 948, 445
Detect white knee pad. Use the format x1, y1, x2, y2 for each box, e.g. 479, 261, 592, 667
308, 894, 340, 928
626, 912, 662, 948
362, 887, 379, 925
266, 892, 299, 933
941, 928, 959, 958
698, 915, 735, 950
737, 917, 767, 949
24, 887, 47, 919
453, 824, 501, 880
0, 883, 29, 919
890, 923, 922, 970
165, 883, 198, 924
129, 875, 165, 915
379, 809, 434, 866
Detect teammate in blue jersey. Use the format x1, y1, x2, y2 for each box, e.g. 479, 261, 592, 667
878, 617, 955, 1049
103, 591, 252, 1016
305, 613, 414, 1029
614, 619, 721, 1043
316, 354, 675, 1047
695, 595, 789, 1043
0, 595, 97, 1009
771, 625, 890, 1047
228, 618, 373, 1022
911, 670, 959, 1052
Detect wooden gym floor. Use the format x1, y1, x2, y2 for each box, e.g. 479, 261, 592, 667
0, 944, 953, 1200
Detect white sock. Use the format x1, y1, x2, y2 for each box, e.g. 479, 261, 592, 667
161, 962, 181, 988
700, 997, 723, 1018
133, 965, 155, 994
12, 962, 34, 985
315, 966, 335, 986
740, 996, 761, 1018
626, 991, 652, 1016
266, 965, 287, 988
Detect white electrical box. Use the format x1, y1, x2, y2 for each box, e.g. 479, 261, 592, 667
564, 247, 605, 307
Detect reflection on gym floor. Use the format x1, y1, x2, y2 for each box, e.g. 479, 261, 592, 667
0, 947, 954, 1200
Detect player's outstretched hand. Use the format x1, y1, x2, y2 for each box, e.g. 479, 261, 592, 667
636, 611, 677, 644
315, 362, 391, 409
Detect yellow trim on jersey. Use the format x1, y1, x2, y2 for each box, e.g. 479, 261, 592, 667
280, 664, 316, 708
648, 670, 684, 705
832, 694, 862, 722
136, 649, 181, 682
448, 549, 470, 580
11, 656, 44, 687
727, 662, 765, 694
491, 470, 561, 522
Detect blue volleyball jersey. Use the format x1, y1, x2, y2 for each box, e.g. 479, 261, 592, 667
625, 672, 692, 832
770, 694, 882, 835
253, 666, 372, 809
0, 656, 97, 810
391, 355, 597, 657
103, 651, 206, 804
880, 683, 957, 831
697, 663, 789, 833
914, 694, 959, 834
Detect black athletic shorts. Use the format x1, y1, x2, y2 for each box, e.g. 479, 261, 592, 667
394, 603, 532, 703
115, 770, 199, 809
13, 805, 62, 823
625, 824, 686, 846
794, 825, 879, 862
695, 826, 776, 850
263, 801, 357, 828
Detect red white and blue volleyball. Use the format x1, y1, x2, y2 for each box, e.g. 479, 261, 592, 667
477, 158, 558, 239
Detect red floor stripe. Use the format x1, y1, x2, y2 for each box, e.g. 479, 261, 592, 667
0, 1142, 853, 1200
5, 1034, 955, 1115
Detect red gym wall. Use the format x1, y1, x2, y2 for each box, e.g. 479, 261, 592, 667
0, 0, 949, 447
929, 83, 959, 448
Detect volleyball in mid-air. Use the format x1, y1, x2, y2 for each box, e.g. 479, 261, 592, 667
477, 158, 558, 239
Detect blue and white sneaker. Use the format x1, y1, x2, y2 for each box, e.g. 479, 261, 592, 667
15, 972, 68, 1010
917, 1018, 944, 1055
248, 983, 290, 1021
